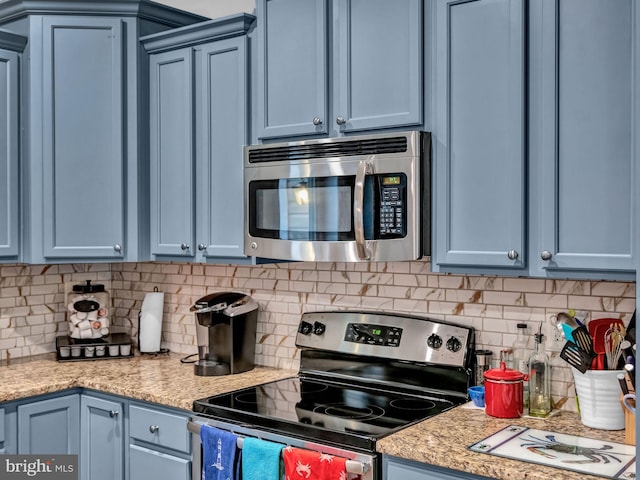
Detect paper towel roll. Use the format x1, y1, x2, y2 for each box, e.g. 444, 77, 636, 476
139, 291, 164, 353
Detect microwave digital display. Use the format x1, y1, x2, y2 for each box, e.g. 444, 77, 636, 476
382, 176, 401, 185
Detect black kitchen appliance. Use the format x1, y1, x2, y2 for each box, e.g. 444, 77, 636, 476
190, 292, 258, 376
190, 311, 475, 480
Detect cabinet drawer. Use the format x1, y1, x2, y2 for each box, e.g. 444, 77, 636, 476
130, 444, 190, 480
129, 405, 190, 453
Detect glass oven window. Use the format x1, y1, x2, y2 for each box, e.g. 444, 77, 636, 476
249, 176, 374, 241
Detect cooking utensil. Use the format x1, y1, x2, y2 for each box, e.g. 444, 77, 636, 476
604, 323, 626, 370
560, 341, 595, 373
572, 325, 595, 358
587, 318, 623, 370
618, 372, 630, 395
624, 310, 636, 360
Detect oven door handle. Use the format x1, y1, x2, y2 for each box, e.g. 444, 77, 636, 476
188, 421, 370, 475
354, 159, 373, 260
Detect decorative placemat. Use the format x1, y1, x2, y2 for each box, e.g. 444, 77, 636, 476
468, 425, 636, 479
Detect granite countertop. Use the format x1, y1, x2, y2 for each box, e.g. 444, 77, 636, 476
1, 354, 632, 479
0, 353, 296, 411
378, 404, 632, 480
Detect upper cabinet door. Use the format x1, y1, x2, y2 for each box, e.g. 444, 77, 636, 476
333, 0, 423, 133
0, 47, 20, 260
149, 47, 196, 259
41, 17, 125, 259
433, 0, 526, 270
195, 37, 248, 260
530, 0, 636, 274
256, 0, 328, 139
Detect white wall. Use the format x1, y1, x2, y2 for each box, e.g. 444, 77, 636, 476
154, 0, 255, 18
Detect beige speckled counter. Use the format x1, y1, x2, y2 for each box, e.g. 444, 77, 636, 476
0, 353, 296, 411
378, 405, 632, 480
2, 355, 633, 479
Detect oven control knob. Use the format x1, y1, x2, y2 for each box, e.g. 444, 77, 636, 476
312, 321, 326, 335
298, 321, 313, 335
427, 333, 442, 349
446, 336, 462, 353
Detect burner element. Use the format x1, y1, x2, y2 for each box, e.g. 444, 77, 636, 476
389, 398, 436, 411
314, 403, 385, 421
235, 392, 258, 404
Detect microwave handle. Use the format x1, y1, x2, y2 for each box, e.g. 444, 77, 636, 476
354, 159, 373, 260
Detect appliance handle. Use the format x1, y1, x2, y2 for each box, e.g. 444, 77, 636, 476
354, 159, 373, 260
187, 421, 369, 475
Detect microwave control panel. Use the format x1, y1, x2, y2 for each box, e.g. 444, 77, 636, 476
377, 174, 407, 238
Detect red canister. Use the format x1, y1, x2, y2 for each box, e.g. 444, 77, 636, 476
483, 361, 525, 418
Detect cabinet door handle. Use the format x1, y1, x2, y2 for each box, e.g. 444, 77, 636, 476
109, 410, 118, 418
540, 250, 553, 261
336, 116, 346, 125
507, 250, 519, 260
149, 425, 160, 434
113, 244, 122, 253
198, 243, 207, 251
180, 243, 190, 251
312, 117, 323, 126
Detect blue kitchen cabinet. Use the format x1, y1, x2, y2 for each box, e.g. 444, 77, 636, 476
432, 0, 637, 280
0, 1, 204, 264
0, 30, 25, 262
144, 16, 253, 262
255, 0, 328, 139
432, 0, 526, 272
255, 0, 423, 140
128, 402, 191, 480
383, 455, 493, 480
80, 394, 125, 480
528, 0, 637, 276
17, 393, 80, 454
148, 47, 196, 259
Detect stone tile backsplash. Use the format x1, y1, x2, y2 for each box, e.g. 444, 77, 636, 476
0, 260, 636, 412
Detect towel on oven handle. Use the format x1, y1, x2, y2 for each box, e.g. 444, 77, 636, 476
201, 424, 238, 480
283, 446, 355, 480
240, 437, 284, 480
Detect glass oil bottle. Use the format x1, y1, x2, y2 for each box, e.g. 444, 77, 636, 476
528, 323, 551, 418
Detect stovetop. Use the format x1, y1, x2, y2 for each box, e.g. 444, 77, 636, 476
193, 311, 475, 452
193, 375, 461, 451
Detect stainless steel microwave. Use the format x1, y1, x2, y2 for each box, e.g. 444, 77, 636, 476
243, 131, 430, 262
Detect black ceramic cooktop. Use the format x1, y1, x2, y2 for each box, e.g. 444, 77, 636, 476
193, 376, 459, 451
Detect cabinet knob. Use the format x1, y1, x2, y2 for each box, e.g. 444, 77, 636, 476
180, 243, 190, 252
149, 425, 160, 434
198, 243, 207, 251
541, 250, 553, 261
109, 410, 118, 418
312, 117, 323, 126
113, 244, 122, 253
336, 116, 346, 125
507, 249, 519, 260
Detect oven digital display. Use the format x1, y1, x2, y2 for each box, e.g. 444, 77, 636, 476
344, 323, 402, 347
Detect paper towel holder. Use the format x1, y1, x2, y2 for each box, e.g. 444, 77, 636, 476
138, 287, 169, 355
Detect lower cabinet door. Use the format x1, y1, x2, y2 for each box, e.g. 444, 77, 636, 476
129, 445, 190, 480
80, 395, 125, 480
17, 394, 80, 454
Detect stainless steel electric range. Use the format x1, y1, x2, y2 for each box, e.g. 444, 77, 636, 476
189, 311, 475, 480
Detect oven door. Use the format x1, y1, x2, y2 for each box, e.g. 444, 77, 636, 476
244, 155, 424, 262
189, 416, 377, 480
